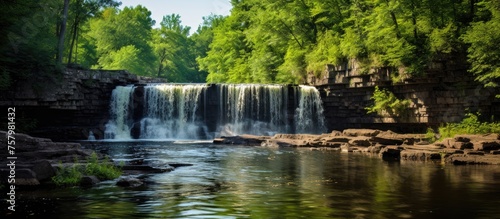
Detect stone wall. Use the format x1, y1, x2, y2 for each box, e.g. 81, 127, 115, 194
0, 68, 164, 141
312, 59, 500, 133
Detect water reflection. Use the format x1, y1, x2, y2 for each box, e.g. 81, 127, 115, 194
3, 142, 500, 218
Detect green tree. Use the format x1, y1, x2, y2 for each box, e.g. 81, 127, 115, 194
0, 0, 60, 90
462, 0, 500, 95
84, 6, 156, 76
66, 0, 121, 65
151, 14, 202, 82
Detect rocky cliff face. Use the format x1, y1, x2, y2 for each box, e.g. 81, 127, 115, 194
0, 68, 164, 141
311, 60, 500, 133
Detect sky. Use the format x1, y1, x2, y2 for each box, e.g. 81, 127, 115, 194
119, 0, 232, 33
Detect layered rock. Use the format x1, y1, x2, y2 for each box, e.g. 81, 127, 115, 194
214, 129, 500, 165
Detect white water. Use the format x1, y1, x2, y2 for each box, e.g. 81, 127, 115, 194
140, 84, 208, 139
217, 84, 288, 136
294, 85, 327, 133
104, 86, 134, 140
104, 84, 327, 140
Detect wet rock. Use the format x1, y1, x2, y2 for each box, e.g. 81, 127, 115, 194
379, 146, 402, 161
116, 177, 143, 188
342, 129, 381, 137
80, 176, 100, 187
349, 137, 372, 147
214, 135, 270, 145
15, 169, 40, 186
31, 160, 56, 181
168, 163, 194, 168
121, 165, 173, 173
474, 141, 500, 151
400, 150, 442, 161
447, 154, 500, 165
340, 144, 352, 153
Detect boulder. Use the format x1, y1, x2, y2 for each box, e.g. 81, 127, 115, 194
15, 169, 40, 186
116, 177, 143, 188
80, 176, 100, 187
379, 146, 402, 161
31, 160, 56, 181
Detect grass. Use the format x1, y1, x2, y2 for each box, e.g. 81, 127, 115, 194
51, 152, 122, 186
438, 112, 500, 139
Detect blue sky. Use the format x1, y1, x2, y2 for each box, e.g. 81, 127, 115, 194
120, 0, 232, 33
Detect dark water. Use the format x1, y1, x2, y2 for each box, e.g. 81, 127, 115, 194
4, 141, 500, 219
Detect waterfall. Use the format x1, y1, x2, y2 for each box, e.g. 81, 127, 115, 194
104, 84, 327, 140
140, 84, 207, 139
217, 84, 288, 136
104, 86, 134, 140
294, 85, 327, 133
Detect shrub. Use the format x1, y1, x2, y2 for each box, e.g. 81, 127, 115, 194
51, 153, 122, 186
51, 162, 83, 186
85, 152, 122, 180
365, 86, 411, 117
438, 112, 500, 139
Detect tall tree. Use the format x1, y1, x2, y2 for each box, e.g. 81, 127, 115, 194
462, 0, 500, 96
56, 0, 70, 66
66, 0, 121, 64
84, 6, 156, 76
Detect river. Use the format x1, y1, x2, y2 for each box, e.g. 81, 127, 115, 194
4, 141, 500, 218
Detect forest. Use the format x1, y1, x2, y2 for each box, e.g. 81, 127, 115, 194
0, 0, 499, 87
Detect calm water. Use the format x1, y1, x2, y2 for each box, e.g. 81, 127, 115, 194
4, 141, 500, 219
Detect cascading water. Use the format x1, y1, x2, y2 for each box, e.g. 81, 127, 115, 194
104, 84, 327, 140
140, 84, 207, 139
217, 84, 288, 136
104, 86, 134, 140
294, 85, 327, 133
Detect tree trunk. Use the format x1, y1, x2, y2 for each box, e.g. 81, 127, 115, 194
56, 0, 70, 66
68, 17, 79, 64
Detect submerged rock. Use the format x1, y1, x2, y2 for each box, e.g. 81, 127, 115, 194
116, 177, 143, 188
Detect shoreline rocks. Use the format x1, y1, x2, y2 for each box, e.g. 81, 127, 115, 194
0, 131, 189, 187
214, 129, 500, 165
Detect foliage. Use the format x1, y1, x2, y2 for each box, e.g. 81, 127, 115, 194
51, 152, 121, 186
85, 152, 122, 180
438, 112, 500, 139
462, 0, 500, 96
52, 161, 83, 186
3, 0, 500, 85
425, 128, 437, 143
365, 86, 411, 117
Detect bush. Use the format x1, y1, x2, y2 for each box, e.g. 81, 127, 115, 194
365, 86, 411, 117
51, 153, 122, 186
438, 112, 500, 139
85, 152, 122, 180
51, 162, 83, 186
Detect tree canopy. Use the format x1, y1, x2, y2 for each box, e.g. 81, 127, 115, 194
1, 0, 499, 88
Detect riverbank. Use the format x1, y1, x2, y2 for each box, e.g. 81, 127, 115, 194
0, 131, 182, 188
214, 129, 500, 165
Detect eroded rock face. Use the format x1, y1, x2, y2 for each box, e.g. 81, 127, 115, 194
214, 129, 500, 165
